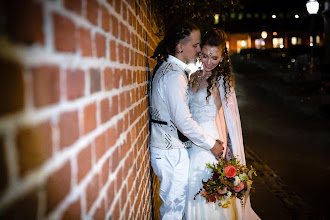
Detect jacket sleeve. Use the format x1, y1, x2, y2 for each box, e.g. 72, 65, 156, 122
160, 72, 216, 150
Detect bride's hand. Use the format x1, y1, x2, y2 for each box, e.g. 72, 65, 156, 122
210, 140, 224, 159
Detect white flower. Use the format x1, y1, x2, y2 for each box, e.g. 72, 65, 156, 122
224, 191, 232, 199
234, 176, 240, 186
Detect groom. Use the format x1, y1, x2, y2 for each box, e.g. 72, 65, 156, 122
149, 21, 224, 220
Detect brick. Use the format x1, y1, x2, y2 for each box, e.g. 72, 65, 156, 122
93, 199, 105, 219
46, 161, 71, 213
131, 87, 136, 103
0, 190, 38, 219
100, 98, 110, 124
103, 67, 113, 91
62, 198, 81, 220
130, 50, 134, 66
85, 173, 100, 211
125, 46, 130, 64
111, 15, 118, 38
125, 91, 131, 109
122, 3, 127, 20
53, 13, 76, 52
90, 68, 101, 94
110, 95, 119, 118
126, 27, 131, 44
32, 65, 60, 107
83, 102, 97, 134
118, 43, 124, 63
112, 201, 120, 220
106, 181, 115, 208
114, 0, 121, 14
59, 110, 79, 149
122, 69, 127, 87
119, 92, 126, 112
4, 0, 44, 45
66, 69, 85, 100
109, 40, 117, 62
110, 147, 120, 172
113, 68, 121, 89
63, 0, 82, 15
79, 27, 93, 57
77, 144, 92, 183
101, 158, 110, 185
0, 59, 24, 116
120, 23, 126, 42
106, 125, 117, 148
117, 119, 124, 137
0, 135, 7, 196
16, 121, 53, 176
94, 132, 106, 161
101, 6, 110, 32
86, 0, 99, 25
95, 33, 106, 58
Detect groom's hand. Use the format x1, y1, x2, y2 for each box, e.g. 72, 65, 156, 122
210, 140, 224, 159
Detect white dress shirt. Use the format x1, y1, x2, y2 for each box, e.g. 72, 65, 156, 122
158, 55, 215, 150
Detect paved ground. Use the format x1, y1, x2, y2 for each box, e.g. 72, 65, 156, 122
233, 58, 330, 219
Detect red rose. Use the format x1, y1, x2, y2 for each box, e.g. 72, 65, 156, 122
234, 182, 245, 192
224, 165, 237, 178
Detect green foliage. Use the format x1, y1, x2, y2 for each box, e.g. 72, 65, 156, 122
150, 0, 242, 35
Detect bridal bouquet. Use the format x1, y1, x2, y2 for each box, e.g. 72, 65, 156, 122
195, 156, 257, 208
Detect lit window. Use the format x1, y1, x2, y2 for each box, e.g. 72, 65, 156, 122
246, 13, 252, 18
316, 35, 320, 44
297, 38, 302, 44
237, 40, 248, 53
273, 38, 283, 48
238, 13, 243, 20
291, 37, 297, 45
310, 36, 313, 46
214, 14, 220, 24
230, 13, 236, 19
295, 14, 299, 18
255, 39, 265, 49
272, 14, 276, 18
254, 13, 259, 19
273, 32, 277, 36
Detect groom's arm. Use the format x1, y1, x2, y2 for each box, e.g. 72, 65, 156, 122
160, 72, 216, 150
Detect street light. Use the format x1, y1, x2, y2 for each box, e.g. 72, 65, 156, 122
306, 0, 320, 72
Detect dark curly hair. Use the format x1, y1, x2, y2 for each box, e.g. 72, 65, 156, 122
201, 28, 233, 103
151, 21, 199, 66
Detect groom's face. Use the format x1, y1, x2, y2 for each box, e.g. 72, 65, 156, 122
180, 30, 201, 63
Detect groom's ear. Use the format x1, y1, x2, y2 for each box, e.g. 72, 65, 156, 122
176, 43, 183, 53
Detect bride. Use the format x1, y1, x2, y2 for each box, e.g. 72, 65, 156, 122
186, 28, 260, 220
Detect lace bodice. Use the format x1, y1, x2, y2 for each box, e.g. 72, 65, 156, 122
189, 88, 218, 124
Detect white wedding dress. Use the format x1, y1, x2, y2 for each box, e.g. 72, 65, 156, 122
186, 85, 260, 220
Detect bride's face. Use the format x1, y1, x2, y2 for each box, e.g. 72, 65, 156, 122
200, 45, 222, 72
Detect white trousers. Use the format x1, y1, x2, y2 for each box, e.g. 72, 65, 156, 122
150, 147, 189, 220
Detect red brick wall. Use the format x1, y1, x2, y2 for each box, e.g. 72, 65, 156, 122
0, 0, 159, 219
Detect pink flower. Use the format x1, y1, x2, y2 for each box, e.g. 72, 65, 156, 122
217, 187, 227, 194
224, 165, 237, 178
234, 182, 245, 192
202, 190, 207, 196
